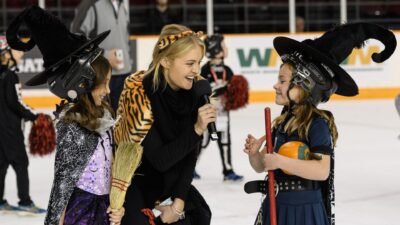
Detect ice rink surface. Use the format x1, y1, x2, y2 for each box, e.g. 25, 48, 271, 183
2, 99, 400, 225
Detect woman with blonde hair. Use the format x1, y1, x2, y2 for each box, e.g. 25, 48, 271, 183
115, 24, 215, 225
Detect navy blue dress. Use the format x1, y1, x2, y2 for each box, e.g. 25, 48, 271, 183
260, 117, 333, 225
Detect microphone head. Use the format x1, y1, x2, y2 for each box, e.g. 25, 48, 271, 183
193, 79, 212, 97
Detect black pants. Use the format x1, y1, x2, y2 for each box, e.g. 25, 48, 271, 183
200, 113, 234, 176
121, 185, 211, 225
216, 130, 234, 176
0, 136, 32, 205
109, 73, 130, 112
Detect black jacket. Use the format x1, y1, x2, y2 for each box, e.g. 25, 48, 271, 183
136, 74, 202, 204
116, 71, 212, 225
120, 72, 202, 209
0, 66, 36, 158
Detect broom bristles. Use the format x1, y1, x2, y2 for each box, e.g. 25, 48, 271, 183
110, 141, 143, 210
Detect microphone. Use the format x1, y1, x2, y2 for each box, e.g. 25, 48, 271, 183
193, 79, 218, 141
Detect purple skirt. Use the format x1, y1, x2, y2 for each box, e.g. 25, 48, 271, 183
64, 187, 110, 225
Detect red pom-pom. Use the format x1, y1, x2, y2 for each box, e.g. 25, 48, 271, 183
29, 113, 56, 156
224, 75, 249, 111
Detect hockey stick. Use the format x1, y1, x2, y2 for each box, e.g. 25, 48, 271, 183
264, 107, 277, 225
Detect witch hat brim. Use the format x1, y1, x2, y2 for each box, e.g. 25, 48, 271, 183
25, 30, 110, 86
273, 37, 358, 96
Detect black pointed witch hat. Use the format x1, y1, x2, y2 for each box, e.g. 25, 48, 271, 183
273, 22, 397, 96
6, 5, 110, 86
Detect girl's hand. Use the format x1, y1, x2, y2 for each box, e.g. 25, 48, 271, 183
194, 103, 217, 135
107, 206, 125, 225
244, 134, 266, 156
263, 153, 280, 171
155, 205, 180, 224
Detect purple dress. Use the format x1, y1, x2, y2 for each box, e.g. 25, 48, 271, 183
63, 130, 113, 225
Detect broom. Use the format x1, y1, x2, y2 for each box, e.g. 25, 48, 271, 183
109, 141, 143, 211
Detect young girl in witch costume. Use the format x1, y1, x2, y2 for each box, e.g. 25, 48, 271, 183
6, 6, 125, 224
244, 23, 396, 225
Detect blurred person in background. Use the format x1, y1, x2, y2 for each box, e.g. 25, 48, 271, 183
195, 33, 247, 182
148, 0, 182, 34
71, 0, 132, 112
295, 16, 305, 33
0, 35, 45, 214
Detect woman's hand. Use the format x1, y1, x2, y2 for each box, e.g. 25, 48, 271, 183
243, 134, 266, 156
107, 206, 125, 225
172, 198, 185, 215
263, 153, 281, 171
155, 205, 180, 224
194, 103, 217, 135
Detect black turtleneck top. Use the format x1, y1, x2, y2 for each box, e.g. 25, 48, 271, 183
132, 74, 202, 206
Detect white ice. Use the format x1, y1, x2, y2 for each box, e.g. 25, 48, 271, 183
2, 99, 400, 225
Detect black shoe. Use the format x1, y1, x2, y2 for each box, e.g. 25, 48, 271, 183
223, 172, 244, 182
0, 200, 19, 213
17, 202, 46, 215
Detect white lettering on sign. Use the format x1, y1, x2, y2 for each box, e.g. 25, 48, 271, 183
18, 58, 44, 73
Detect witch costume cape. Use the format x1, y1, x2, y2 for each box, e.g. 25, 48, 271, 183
247, 22, 397, 225
45, 120, 99, 224
5, 5, 112, 224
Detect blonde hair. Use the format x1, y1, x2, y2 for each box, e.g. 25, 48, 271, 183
145, 24, 205, 91
62, 55, 114, 131
272, 63, 338, 146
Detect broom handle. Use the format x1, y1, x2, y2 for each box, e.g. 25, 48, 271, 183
264, 107, 277, 225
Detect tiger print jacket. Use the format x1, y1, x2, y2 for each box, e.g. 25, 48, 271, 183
114, 70, 204, 151
114, 70, 154, 145
114, 70, 204, 143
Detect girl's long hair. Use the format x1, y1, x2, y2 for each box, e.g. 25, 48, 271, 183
62, 55, 114, 131
272, 63, 338, 146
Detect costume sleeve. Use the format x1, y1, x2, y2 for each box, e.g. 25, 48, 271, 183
115, 72, 202, 172
308, 117, 333, 155
54, 121, 75, 172
170, 149, 198, 201
113, 72, 154, 145
4, 72, 37, 121
143, 125, 202, 172
46, 121, 79, 225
